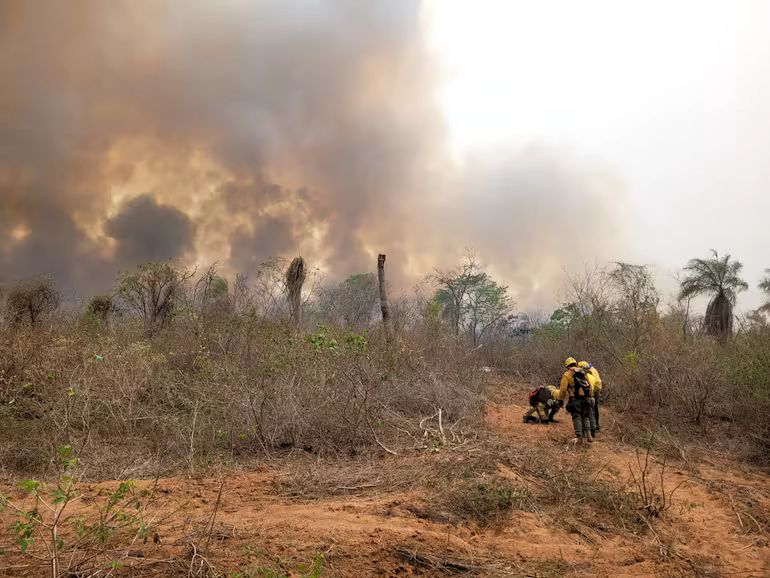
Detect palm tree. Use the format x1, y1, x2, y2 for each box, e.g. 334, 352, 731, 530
759, 269, 770, 313
678, 250, 748, 340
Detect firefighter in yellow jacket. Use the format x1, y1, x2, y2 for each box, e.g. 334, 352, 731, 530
523, 385, 561, 423
557, 357, 593, 443
579, 360, 603, 435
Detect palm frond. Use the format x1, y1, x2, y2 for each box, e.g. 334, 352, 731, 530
678, 251, 747, 338
759, 269, 770, 294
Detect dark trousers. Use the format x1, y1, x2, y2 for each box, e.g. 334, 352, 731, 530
593, 397, 600, 431
568, 398, 591, 438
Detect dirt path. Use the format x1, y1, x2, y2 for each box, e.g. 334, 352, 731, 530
489, 397, 770, 577
2, 379, 769, 577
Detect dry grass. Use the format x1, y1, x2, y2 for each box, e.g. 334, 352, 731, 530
393, 545, 518, 576
272, 432, 508, 501
500, 440, 648, 536
437, 476, 533, 526
0, 313, 485, 480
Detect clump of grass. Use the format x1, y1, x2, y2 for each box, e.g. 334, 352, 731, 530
510, 444, 647, 535
441, 476, 532, 527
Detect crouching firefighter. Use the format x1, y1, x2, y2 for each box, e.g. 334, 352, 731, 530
523, 385, 561, 424
557, 357, 594, 444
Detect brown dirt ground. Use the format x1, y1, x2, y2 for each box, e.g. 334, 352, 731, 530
2, 377, 769, 577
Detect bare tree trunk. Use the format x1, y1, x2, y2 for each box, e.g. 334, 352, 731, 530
286, 256, 306, 327
377, 254, 392, 342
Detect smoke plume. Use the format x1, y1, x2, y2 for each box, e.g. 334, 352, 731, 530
0, 0, 629, 307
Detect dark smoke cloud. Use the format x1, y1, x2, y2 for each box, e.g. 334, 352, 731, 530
0, 0, 629, 306
105, 195, 194, 264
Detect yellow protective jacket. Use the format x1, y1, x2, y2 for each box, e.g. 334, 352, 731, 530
557, 368, 575, 401
588, 367, 603, 394
558, 368, 595, 401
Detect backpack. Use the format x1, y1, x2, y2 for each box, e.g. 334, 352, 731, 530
529, 386, 549, 407
572, 369, 591, 399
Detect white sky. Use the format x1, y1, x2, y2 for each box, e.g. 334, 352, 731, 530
426, 0, 770, 311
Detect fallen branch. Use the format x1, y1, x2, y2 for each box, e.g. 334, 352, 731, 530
366, 415, 398, 455
334, 482, 381, 491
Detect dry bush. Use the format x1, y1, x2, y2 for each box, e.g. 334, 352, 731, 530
4, 278, 60, 325
627, 445, 683, 518
85, 294, 116, 329
0, 303, 484, 479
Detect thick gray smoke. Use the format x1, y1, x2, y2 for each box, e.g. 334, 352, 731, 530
0, 0, 628, 306
105, 195, 195, 264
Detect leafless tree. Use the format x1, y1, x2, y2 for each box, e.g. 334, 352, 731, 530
6, 278, 60, 325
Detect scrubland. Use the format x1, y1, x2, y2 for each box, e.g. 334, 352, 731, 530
1, 260, 769, 576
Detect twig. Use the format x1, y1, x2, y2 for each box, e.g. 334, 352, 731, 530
737, 539, 762, 551
188, 400, 199, 477
744, 511, 763, 534
203, 480, 224, 554
566, 520, 598, 546
334, 482, 381, 491
419, 410, 440, 432
367, 415, 398, 455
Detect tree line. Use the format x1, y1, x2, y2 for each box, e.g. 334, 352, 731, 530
1, 250, 769, 346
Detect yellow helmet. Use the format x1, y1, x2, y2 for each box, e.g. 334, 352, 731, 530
564, 357, 577, 368
578, 360, 590, 368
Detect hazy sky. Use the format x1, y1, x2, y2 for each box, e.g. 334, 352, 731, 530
427, 0, 770, 311
0, 0, 767, 312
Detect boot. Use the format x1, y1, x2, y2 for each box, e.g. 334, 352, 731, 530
586, 431, 594, 443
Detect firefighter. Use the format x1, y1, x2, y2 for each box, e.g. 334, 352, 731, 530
523, 385, 561, 423
578, 360, 602, 436
557, 357, 593, 444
